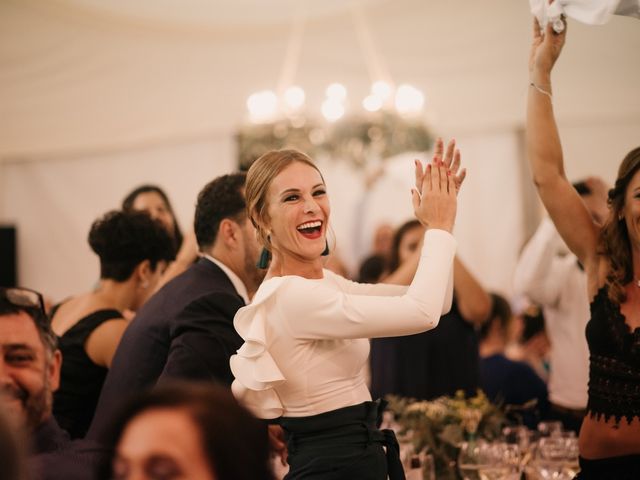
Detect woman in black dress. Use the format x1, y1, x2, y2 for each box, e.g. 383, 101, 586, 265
51, 210, 175, 438
527, 15, 640, 478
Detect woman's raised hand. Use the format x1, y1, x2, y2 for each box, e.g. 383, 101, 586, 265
529, 14, 566, 82
412, 138, 460, 233
414, 138, 466, 195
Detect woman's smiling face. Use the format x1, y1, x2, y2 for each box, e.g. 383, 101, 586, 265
622, 169, 640, 248
265, 161, 330, 263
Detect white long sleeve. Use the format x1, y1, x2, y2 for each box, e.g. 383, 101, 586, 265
330, 244, 453, 316
513, 218, 572, 307
279, 229, 456, 339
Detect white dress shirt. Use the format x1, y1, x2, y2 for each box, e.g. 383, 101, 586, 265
513, 218, 590, 409
230, 229, 456, 419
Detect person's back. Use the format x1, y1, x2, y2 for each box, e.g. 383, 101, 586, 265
52, 304, 121, 439
479, 293, 548, 427
51, 210, 175, 439
480, 353, 548, 423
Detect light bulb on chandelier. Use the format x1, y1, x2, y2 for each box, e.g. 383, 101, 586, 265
237, 4, 434, 170
246, 81, 425, 123
394, 84, 425, 115
321, 98, 346, 122
246, 90, 278, 123
283, 86, 306, 111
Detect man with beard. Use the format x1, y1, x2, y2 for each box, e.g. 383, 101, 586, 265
87, 172, 265, 441
0, 288, 67, 455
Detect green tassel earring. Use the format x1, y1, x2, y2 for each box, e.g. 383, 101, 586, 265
256, 247, 271, 269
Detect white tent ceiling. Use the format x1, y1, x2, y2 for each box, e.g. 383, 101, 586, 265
1, 0, 639, 161
57, 0, 388, 28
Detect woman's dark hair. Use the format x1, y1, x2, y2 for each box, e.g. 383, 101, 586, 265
599, 146, 640, 304
521, 305, 546, 342
104, 382, 273, 480
358, 254, 387, 284
122, 185, 184, 254
88, 210, 176, 281
479, 293, 512, 341
388, 219, 422, 272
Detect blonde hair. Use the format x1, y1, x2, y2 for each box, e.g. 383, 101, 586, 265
245, 149, 325, 249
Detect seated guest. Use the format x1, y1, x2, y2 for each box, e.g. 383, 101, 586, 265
122, 184, 199, 291
0, 287, 67, 455
51, 211, 175, 438
105, 382, 273, 480
87, 173, 264, 442
479, 293, 548, 428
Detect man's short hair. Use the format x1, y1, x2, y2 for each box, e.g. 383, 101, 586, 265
0, 294, 57, 355
194, 173, 247, 250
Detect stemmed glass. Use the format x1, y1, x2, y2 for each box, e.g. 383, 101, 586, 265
529, 432, 579, 480
458, 440, 522, 480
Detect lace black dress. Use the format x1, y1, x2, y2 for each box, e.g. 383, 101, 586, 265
575, 286, 640, 479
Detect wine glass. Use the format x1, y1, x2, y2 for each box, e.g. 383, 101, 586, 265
458, 440, 521, 480
530, 435, 579, 480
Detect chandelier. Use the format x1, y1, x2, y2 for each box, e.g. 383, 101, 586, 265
237, 3, 433, 170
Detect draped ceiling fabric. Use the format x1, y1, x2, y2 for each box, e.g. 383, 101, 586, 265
2, 0, 638, 159
1, 0, 639, 299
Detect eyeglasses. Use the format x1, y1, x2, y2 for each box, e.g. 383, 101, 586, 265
0, 287, 46, 318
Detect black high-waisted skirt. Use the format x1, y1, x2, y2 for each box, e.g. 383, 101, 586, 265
574, 454, 640, 479
279, 399, 405, 480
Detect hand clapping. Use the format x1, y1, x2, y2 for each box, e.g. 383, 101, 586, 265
412, 138, 465, 233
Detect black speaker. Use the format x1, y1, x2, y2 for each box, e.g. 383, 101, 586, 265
0, 225, 17, 287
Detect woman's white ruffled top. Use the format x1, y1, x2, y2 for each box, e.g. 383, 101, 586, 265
230, 278, 288, 418
230, 229, 457, 419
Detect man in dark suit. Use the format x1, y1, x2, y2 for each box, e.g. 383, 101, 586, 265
86, 172, 264, 442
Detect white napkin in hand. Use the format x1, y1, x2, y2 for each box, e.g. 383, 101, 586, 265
529, 0, 640, 32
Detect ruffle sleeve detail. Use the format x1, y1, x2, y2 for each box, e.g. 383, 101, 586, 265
230, 279, 286, 419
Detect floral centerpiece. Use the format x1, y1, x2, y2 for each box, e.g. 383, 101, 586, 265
386, 390, 507, 480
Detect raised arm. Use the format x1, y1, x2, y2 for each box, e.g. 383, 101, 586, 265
153, 229, 199, 293
453, 256, 491, 327
513, 217, 568, 306
527, 17, 600, 268
283, 160, 459, 339
284, 229, 456, 339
